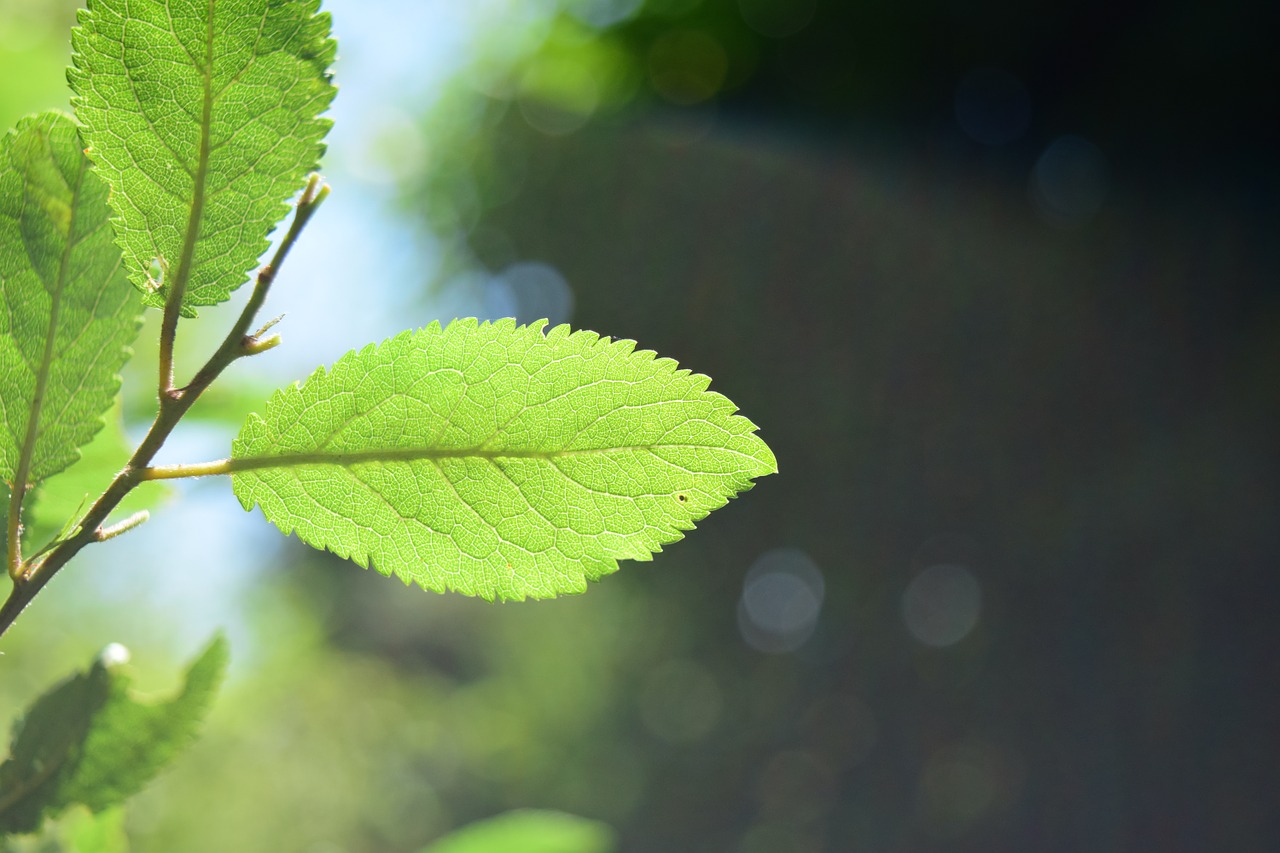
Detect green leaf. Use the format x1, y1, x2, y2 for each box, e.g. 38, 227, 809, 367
0, 111, 140, 492
231, 319, 777, 601
21, 402, 170, 555
53, 635, 228, 813
0, 656, 111, 835
68, 0, 336, 314
0, 635, 228, 834
420, 810, 615, 853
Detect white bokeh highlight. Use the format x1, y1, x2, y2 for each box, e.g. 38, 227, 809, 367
902, 563, 981, 648
738, 547, 825, 654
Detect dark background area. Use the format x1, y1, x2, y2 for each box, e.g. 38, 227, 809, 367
709, 0, 1279, 191
378, 0, 1280, 849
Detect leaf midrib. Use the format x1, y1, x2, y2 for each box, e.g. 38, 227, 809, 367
230, 443, 765, 474
163, 0, 217, 312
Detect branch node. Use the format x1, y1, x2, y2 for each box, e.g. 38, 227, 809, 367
241, 333, 282, 355
299, 172, 326, 206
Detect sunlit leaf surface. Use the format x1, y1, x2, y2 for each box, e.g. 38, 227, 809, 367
232, 319, 777, 601
69, 0, 336, 312
0, 112, 139, 489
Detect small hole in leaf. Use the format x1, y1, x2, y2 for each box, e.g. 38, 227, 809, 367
146, 256, 167, 292
677, 493, 688, 503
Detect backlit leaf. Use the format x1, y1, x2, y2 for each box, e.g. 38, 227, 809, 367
54, 635, 228, 812
68, 0, 336, 313
0, 652, 111, 835
0, 112, 140, 492
0, 635, 228, 834
232, 319, 777, 601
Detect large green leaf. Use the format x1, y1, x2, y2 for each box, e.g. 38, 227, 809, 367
0, 111, 140, 490
231, 319, 777, 601
420, 810, 615, 853
68, 0, 336, 313
0, 636, 228, 835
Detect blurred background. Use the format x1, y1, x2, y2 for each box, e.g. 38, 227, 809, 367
2, 0, 1278, 850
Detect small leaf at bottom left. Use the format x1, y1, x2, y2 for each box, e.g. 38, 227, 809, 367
0, 635, 228, 835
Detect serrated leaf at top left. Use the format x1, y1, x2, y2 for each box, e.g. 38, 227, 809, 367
68, 0, 337, 314
0, 112, 141, 493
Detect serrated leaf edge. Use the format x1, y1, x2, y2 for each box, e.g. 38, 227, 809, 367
229, 318, 777, 601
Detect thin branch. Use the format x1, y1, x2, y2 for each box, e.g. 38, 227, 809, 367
0, 176, 329, 641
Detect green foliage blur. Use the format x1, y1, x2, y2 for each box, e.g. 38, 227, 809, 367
0, 2, 79, 126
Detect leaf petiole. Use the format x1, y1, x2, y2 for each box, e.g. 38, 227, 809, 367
138, 461, 233, 481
